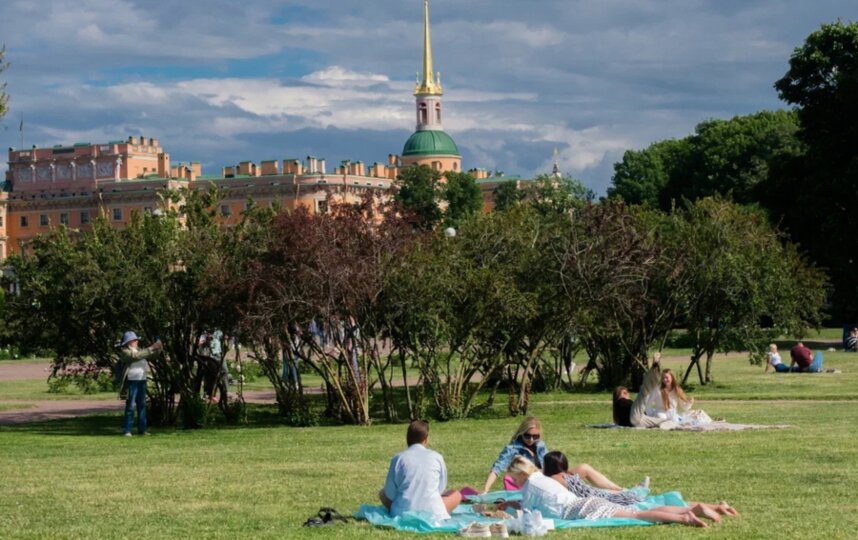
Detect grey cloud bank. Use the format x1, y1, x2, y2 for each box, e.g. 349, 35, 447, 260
1, 0, 855, 193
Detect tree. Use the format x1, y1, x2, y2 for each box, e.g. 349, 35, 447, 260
667, 198, 827, 384
553, 201, 683, 390
4, 189, 236, 425
609, 112, 802, 209
608, 139, 692, 207
766, 21, 858, 321
663, 111, 803, 206
395, 164, 442, 229
386, 212, 534, 420
221, 193, 419, 425
525, 174, 594, 216
492, 180, 523, 211
0, 46, 8, 120
442, 171, 483, 225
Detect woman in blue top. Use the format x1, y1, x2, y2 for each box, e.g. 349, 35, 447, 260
481, 416, 628, 494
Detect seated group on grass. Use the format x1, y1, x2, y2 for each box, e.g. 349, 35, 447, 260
379, 417, 737, 530
611, 353, 712, 429
765, 343, 825, 373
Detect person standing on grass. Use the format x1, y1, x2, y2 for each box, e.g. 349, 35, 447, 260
379, 420, 462, 521
118, 331, 162, 437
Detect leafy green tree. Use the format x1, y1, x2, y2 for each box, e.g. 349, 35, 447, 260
554, 201, 683, 389
385, 209, 544, 420
775, 21, 858, 160
442, 171, 482, 225
667, 198, 827, 384
608, 139, 693, 207
525, 174, 594, 216
766, 21, 858, 321
395, 164, 442, 229
492, 180, 523, 211
4, 189, 235, 426
608, 112, 802, 209
663, 111, 802, 206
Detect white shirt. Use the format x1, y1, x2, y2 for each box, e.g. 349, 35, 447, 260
767, 352, 783, 366
521, 471, 579, 520
383, 444, 450, 521
643, 389, 691, 421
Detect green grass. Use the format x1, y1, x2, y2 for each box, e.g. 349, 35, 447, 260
1, 350, 857, 538
0, 403, 32, 412
0, 378, 117, 401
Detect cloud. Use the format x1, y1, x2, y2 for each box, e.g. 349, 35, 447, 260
2, 0, 855, 194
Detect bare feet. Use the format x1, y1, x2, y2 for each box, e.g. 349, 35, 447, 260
692, 503, 721, 523
684, 512, 709, 528
718, 501, 739, 516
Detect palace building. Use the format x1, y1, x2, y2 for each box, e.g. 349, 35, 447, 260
1, 0, 512, 261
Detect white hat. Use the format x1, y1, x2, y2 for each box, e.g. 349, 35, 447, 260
120, 331, 140, 347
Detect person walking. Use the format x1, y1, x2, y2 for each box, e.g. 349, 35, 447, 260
118, 331, 163, 436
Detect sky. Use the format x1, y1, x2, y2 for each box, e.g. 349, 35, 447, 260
0, 0, 855, 194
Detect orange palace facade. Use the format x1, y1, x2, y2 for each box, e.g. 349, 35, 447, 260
1, 0, 520, 261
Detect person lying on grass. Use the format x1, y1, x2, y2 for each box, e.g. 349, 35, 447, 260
506, 455, 738, 527
482, 416, 642, 494
379, 420, 463, 522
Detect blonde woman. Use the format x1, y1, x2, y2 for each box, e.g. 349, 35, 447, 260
643, 369, 713, 425
507, 456, 736, 527
481, 417, 626, 494
765, 343, 790, 373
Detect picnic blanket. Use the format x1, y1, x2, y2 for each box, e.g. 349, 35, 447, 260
354, 490, 688, 533
588, 421, 790, 431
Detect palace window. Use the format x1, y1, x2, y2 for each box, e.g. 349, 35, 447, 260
435, 103, 441, 123
80, 211, 90, 225
419, 103, 428, 124
113, 208, 123, 221
316, 200, 328, 214
40, 214, 49, 227
20, 216, 29, 228
60, 213, 69, 225
220, 204, 231, 217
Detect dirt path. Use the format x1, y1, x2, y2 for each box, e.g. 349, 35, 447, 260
0, 389, 281, 425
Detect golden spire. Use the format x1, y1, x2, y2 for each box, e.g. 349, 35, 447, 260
415, 0, 442, 95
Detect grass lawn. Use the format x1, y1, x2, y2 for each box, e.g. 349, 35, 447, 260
0, 403, 32, 412
0, 378, 118, 402
1, 352, 856, 538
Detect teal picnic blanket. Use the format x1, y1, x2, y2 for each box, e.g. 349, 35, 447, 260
355, 490, 688, 533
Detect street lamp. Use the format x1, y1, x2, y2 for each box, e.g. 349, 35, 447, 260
444, 227, 456, 238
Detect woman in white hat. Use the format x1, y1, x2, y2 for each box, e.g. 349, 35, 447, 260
118, 331, 162, 436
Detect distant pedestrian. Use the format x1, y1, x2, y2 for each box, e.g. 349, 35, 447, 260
118, 331, 162, 436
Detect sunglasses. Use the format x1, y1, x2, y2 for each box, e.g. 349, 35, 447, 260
522, 433, 541, 441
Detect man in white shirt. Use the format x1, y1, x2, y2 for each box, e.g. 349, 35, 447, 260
119, 331, 162, 436
379, 420, 462, 521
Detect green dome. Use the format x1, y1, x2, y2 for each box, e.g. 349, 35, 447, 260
402, 130, 460, 157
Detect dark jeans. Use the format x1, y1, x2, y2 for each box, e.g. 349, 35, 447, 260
123, 380, 148, 434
